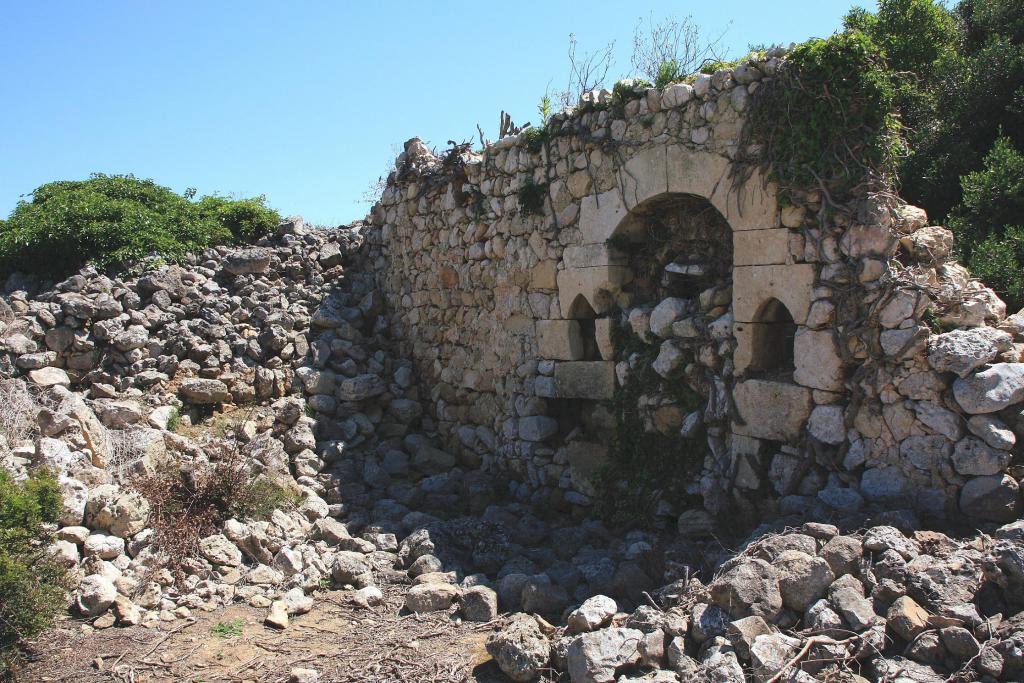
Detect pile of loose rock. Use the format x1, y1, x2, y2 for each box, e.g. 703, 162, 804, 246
487, 521, 1024, 682
0, 217, 676, 636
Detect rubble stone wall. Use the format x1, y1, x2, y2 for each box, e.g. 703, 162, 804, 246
367, 53, 1023, 525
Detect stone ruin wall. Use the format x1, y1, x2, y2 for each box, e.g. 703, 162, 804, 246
366, 52, 1023, 527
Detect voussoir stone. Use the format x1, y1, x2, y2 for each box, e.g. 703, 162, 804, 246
460, 585, 498, 622
224, 248, 271, 275
332, 551, 372, 585
567, 594, 617, 633
567, 627, 644, 683
405, 582, 459, 613
960, 474, 1022, 522
775, 550, 835, 612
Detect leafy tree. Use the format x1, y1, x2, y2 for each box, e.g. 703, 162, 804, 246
841, 0, 1024, 309
195, 194, 281, 244
967, 227, 1024, 306
904, 33, 1024, 217
844, 0, 958, 80
949, 136, 1024, 244
948, 136, 1024, 306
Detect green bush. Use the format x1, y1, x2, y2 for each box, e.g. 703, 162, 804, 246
0, 469, 70, 677
949, 137, 1024, 308
901, 32, 1024, 218
0, 174, 281, 280
844, 0, 958, 80
748, 30, 901, 198
195, 194, 280, 244
949, 136, 1024, 243
654, 59, 684, 88
967, 227, 1024, 307
838, 0, 1024, 308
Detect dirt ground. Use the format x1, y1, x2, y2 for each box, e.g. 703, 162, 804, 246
19, 582, 513, 683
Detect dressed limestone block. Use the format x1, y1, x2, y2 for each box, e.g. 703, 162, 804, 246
566, 441, 610, 497
537, 320, 584, 361
732, 264, 816, 324
733, 229, 793, 267
580, 190, 629, 245
556, 266, 632, 317
732, 380, 813, 441
793, 328, 845, 392
563, 243, 628, 269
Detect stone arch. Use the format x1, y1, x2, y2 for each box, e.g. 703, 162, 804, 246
749, 298, 796, 376
607, 192, 734, 308
561, 146, 782, 320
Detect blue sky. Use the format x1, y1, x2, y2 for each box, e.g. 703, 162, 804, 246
0, 1, 872, 227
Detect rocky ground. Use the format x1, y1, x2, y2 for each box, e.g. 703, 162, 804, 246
22, 580, 504, 683
1, 217, 1022, 682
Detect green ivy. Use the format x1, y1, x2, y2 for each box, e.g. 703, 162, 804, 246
595, 320, 706, 526
517, 178, 548, 217
747, 30, 902, 200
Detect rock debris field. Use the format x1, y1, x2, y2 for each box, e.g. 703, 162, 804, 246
1, 217, 1022, 682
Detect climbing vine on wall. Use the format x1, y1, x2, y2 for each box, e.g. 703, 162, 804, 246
596, 321, 706, 526
745, 30, 904, 202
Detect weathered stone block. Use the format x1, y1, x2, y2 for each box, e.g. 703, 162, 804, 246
733, 229, 792, 266
556, 266, 632, 317
580, 190, 628, 244
519, 416, 559, 442
709, 165, 778, 231
621, 146, 669, 209
594, 318, 614, 360
537, 320, 583, 360
793, 328, 845, 392
553, 361, 616, 399
733, 380, 812, 441
530, 260, 558, 290
563, 243, 626, 269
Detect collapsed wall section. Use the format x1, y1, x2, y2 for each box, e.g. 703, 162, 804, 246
367, 55, 1022, 528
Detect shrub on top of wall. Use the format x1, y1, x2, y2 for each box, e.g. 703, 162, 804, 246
747, 29, 902, 200
0, 173, 281, 280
